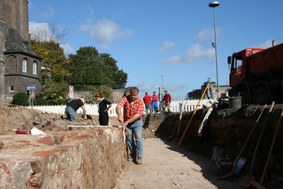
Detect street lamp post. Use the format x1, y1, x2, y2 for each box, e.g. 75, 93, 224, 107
209, 1, 220, 97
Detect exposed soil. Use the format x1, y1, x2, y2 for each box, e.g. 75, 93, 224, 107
1, 106, 282, 189
113, 138, 243, 189
0, 107, 239, 189
0, 106, 120, 134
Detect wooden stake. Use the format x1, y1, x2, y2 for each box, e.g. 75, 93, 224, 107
177, 82, 210, 146
260, 109, 283, 184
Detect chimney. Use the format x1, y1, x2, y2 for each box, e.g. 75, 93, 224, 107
272, 40, 276, 47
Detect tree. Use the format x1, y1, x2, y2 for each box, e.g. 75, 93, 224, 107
30, 40, 70, 104
11, 92, 28, 106
100, 53, 127, 89
86, 85, 113, 104
67, 47, 127, 90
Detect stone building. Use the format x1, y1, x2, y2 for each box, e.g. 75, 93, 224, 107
0, 0, 41, 104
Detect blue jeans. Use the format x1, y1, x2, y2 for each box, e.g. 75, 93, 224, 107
127, 120, 143, 158
65, 106, 76, 121
151, 101, 158, 113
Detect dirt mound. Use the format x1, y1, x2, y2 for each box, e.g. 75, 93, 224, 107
0, 106, 158, 139
0, 106, 113, 135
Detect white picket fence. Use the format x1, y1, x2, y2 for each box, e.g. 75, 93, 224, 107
30, 99, 212, 116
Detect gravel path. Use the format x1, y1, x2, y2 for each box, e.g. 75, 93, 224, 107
113, 138, 243, 189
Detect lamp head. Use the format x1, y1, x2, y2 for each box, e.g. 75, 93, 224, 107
209, 1, 220, 8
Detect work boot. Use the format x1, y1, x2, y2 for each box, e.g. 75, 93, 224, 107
136, 157, 143, 164
127, 156, 133, 162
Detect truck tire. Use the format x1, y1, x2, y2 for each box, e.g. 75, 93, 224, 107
253, 87, 271, 105
240, 89, 251, 105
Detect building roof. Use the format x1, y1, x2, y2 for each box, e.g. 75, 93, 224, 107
4, 28, 41, 59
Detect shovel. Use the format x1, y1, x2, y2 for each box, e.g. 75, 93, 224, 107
219, 103, 269, 179
247, 109, 283, 189
242, 102, 275, 188
168, 100, 186, 141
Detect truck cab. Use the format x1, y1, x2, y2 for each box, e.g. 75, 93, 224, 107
228, 43, 283, 105
228, 48, 264, 88
228, 48, 265, 104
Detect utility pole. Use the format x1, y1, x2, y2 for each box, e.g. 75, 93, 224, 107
209, 1, 220, 96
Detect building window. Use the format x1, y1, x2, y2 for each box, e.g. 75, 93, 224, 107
9, 85, 15, 93
22, 59, 27, 72
32, 61, 37, 75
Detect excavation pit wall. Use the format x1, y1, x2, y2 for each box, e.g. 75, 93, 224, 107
0, 128, 126, 189
154, 104, 283, 183
1, 105, 283, 188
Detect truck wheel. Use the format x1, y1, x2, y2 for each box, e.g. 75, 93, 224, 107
253, 87, 270, 105
240, 89, 250, 105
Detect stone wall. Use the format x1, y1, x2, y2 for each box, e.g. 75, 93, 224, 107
0, 0, 29, 41
0, 128, 127, 189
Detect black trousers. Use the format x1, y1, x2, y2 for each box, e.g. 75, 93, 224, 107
99, 113, 109, 126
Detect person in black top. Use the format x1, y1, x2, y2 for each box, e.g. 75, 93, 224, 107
95, 93, 112, 126
65, 98, 87, 121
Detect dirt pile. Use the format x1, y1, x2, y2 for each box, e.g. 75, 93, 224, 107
0, 106, 122, 135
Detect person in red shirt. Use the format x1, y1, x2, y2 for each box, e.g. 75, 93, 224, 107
151, 91, 159, 113
162, 90, 172, 112
116, 87, 144, 164
143, 92, 152, 114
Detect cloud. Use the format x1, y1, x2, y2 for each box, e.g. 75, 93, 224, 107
60, 43, 74, 57
163, 28, 217, 64
160, 41, 175, 53
164, 43, 214, 64
29, 22, 73, 56
80, 18, 133, 49
29, 22, 57, 42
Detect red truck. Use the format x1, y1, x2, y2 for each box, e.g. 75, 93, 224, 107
228, 42, 283, 105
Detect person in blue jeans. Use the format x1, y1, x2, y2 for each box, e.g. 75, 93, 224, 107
65, 98, 86, 121
116, 87, 144, 164
151, 91, 159, 113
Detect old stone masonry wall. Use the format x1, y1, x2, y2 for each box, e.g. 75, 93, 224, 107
0, 128, 127, 189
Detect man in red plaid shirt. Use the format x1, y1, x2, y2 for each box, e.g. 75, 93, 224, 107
116, 87, 144, 164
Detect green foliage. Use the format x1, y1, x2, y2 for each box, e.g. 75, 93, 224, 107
67, 47, 127, 89
11, 93, 29, 106
33, 98, 50, 106
30, 40, 70, 83
40, 80, 69, 105
30, 40, 127, 104
30, 39, 70, 104
86, 85, 113, 104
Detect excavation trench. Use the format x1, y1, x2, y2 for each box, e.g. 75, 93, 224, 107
0, 105, 282, 188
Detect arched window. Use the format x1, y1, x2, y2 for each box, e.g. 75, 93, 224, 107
32, 61, 37, 75
22, 59, 27, 73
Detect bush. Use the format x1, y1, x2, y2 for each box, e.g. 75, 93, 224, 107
33, 98, 50, 105
11, 92, 29, 106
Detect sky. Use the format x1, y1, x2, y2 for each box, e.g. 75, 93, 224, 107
28, 0, 283, 100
